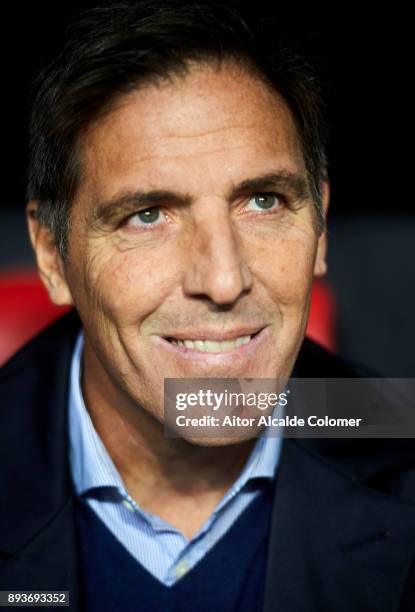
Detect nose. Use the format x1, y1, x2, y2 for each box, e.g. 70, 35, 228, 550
182, 207, 253, 306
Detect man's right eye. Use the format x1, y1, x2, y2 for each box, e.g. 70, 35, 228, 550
124, 207, 166, 228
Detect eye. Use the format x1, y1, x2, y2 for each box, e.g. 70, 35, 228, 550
246, 193, 281, 212
247, 193, 281, 211
124, 207, 167, 228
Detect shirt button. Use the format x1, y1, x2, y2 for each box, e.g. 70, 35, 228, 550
122, 499, 135, 512
174, 559, 190, 578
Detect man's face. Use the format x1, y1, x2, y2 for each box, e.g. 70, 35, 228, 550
36, 62, 328, 432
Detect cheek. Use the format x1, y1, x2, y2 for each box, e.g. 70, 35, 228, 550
71, 241, 180, 327
246, 229, 318, 307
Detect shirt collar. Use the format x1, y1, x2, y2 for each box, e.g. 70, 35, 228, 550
69, 331, 125, 496
68, 330, 282, 499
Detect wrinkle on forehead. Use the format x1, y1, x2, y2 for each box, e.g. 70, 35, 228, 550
155, 123, 260, 140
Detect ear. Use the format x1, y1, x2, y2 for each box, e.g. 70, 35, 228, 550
313, 178, 330, 278
26, 201, 74, 306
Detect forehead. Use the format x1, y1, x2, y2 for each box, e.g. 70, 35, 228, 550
77, 61, 306, 205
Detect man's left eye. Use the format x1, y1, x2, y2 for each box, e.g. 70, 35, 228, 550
247, 193, 281, 212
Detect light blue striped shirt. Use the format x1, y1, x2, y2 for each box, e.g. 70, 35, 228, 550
68, 331, 281, 586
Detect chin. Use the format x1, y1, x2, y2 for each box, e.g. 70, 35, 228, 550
180, 434, 259, 448
164, 421, 263, 446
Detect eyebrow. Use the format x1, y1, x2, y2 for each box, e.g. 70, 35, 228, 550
93, 170, 310, 225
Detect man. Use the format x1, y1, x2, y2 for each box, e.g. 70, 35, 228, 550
1, 2, 415, 611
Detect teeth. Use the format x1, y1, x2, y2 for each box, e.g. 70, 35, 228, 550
170, 335, 252, 353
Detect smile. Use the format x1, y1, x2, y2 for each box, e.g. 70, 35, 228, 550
168, 335, 252, 353
158, 328, 268, 363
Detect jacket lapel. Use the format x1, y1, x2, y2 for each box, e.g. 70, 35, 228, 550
0, 497, 82, 609
0, 310, 83, 610
263, 437, 415, 612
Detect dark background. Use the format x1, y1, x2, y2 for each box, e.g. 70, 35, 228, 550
1, 2, 413, 375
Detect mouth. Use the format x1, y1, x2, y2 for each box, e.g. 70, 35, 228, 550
165, 333, 259, 354
157, 327, 268, 363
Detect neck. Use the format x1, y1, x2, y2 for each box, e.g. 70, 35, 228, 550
81, 343, 256, 538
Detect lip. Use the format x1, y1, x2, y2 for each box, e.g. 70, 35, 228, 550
154, 326, 270, 364
163, 326, 265, 342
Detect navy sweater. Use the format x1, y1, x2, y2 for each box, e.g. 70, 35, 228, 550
74, 480, 274, 612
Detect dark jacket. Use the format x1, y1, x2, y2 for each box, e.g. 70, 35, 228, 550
1, 309, 415, 611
